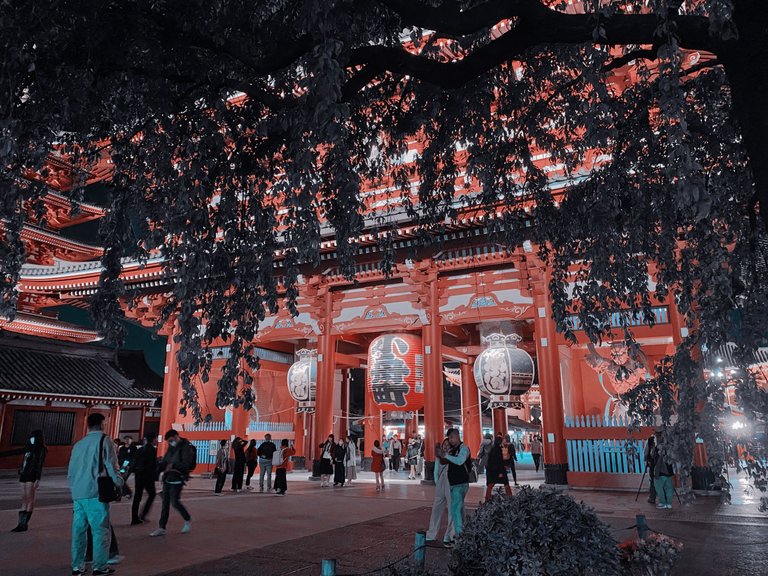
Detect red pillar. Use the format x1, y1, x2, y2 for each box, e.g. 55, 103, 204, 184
293, 410, 305, 458
422, 274, 444, 482
460, 362, 481, 455
339, 368, 349, 438
158, 332, 181, 455
493, 408, 507, 438
531, 266, 569, 485
364, 387, 381, 458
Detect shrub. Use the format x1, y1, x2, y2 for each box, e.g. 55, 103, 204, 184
618, 533, 683, 576
450, 487, 620, 576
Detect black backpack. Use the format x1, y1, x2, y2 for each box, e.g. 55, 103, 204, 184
182, 442, 197, 472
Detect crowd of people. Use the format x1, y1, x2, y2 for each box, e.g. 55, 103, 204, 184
0, 418, 680, 574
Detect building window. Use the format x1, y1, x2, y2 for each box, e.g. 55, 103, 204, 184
11, 410, 76, 446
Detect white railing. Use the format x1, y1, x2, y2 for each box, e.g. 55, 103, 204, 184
179, 421, 231, 432
247, 421, 294, 433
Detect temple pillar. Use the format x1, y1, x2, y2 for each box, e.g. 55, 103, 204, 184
363, 386, 381, 469
158, 333, 180, 454
460, 361, 481, 455
493, 408, 507, 438
339, 368, 349, 437
530, 264, 569, 485
422, 274, 444, 484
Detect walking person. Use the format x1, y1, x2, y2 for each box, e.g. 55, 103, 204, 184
406, 439, 419, 479
0, 429, 47, 532
319, 434, 335, 487
476, 433, 493, 477
333, 439, 347, 487
344, 436, 358, 485
371, 440, 386, 491
652, 432, 675, 510
415, 434, 425, 477
484, 436, 513, 501
230, 436, 247, 492
117, 436, 137, 499
438, 428, 471, 543
426, 437, 455, 547
257, 434, 277, 493
244, 439, 258, 490
214, 440, 229, 495
391, 436, 402, 471
644, 434, 657, 504
273, 439, 295, 495
503, 434, 519, 486
530, 435, 543, 473
130, 432, 157, 524
68, 412, 123, 576
150, 430, 194, 536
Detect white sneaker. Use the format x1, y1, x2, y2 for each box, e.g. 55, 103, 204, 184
656, 504, 666, 509
149, 528, 166, 537
665, 505, 672, 509
181, 521, 192, 534
107, 555, 124, 565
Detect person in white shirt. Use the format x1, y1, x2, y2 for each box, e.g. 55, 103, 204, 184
68, 412, 124, 576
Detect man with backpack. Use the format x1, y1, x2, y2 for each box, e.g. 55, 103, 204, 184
150, 430, 195, 537
437, 428, 472, 545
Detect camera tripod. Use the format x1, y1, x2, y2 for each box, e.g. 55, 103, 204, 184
635, 465, 682, 505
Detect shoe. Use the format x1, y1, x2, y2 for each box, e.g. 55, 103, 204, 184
246, 486, 254, 491
181, 521, 192, 534
215, 492, 223, 496
72, 570, 87, 576
443, 539, 454, 548
656, 504, 666, 509
107, 555, 124, 565
93, 569, 116, 575
647, 499, 656, 504
130, 519, 143, 525
665, 505, 672, 509
11, 510, 30, 532
149, 528, 167, 537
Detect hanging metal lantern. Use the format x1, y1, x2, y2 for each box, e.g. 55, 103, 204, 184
367, 333, 424, 411
287, 349, 317, 413
473, 333, 535, 408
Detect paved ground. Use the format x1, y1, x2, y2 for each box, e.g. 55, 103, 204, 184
0, 464, 766, 575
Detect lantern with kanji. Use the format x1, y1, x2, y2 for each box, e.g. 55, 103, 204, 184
287, 349, 317, 413
367, 334, 424, 411
473, 333, 535, 408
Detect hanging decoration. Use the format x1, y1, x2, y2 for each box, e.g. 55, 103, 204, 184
473, 333, 535, 408
367, 333, 424, 411
287, 348, 317, 413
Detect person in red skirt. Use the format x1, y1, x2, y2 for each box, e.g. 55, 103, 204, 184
371, 440, 386, 492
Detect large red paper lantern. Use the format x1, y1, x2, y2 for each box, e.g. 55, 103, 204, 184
473, 333, 534, 408
287, 349, 317, 413
367, 334, 424, 411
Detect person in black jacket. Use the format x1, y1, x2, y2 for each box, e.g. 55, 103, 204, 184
117, 435, 138, 499
149, 430, 194, 537
230, 437, 248, 492
0, 429, 47, 532
130, 432, 157, 524
332, 440, 347, 487
484, 436, 513, 501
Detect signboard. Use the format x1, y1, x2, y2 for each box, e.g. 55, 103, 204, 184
297, 401, 316, 414
489, 394, 524, 409
209, 440, 219, 457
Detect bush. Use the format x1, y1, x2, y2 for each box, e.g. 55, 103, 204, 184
450, 487, 621, 576
618, 533, 683, 576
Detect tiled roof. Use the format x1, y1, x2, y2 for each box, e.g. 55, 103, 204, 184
0, 346, 154, 401
113, 350, 164, 393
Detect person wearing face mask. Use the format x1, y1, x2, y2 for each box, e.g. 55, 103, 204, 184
0, 429, 47, 532
149, 430, 194, 537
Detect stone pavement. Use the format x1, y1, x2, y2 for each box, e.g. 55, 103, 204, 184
0, 465, 766, 575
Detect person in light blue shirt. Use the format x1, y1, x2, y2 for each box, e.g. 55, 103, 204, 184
68, 412, 124, 576
437, 428, 471, 543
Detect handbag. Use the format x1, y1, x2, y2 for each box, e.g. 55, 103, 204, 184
97, 435, 122, 503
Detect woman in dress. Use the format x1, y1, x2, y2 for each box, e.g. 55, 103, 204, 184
371, 440, 385, 491
333, 439, 347, 487
344, 436, 357, 486
0, 429, 47, 532
484, 436, 512, 501
406, 439, 419, 479
319, 434, 335, 487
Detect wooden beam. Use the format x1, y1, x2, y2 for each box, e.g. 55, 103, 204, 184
335, 352, 365, 369
441, 345, 470, 364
